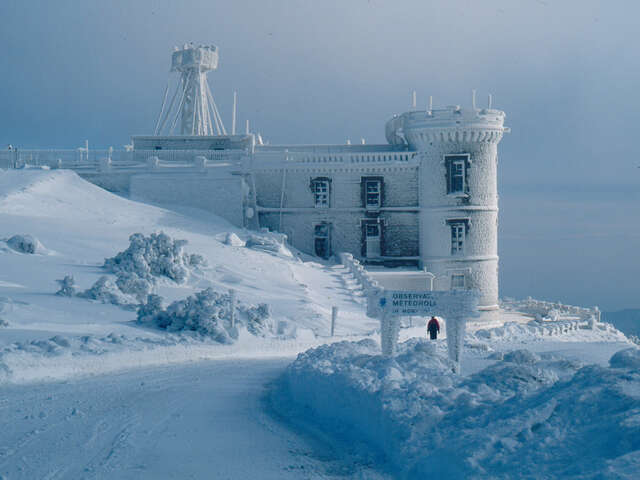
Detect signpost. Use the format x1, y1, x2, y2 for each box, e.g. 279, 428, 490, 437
367, 288, 479, 373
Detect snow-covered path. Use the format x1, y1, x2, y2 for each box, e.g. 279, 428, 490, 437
0, 359, 381, 480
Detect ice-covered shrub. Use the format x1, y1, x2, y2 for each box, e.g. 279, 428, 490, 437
104, 232, 205, 284
136, 294, 165, 325
114, 271, 153, 302
137, 287, 273, 343
78, 276, 137, 310
245, 303, 272, 336
55, 275, 76, 297
74, 232, 207, 308
6, 234, 42, 254
0, 318, 8, 327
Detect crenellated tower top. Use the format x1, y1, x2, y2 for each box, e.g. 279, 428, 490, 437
385, 106, 509, 150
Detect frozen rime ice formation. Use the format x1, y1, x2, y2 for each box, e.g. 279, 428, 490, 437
78, 276, 138, 310
55, 275, 76, 297
77, 232, 207, 307
137, 288, 273, 343
104, 232, 206, 284
276, 339, 640, 479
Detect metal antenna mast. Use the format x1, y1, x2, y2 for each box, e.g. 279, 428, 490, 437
155, 43, 227, 136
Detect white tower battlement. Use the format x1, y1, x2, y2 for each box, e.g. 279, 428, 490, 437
386, 105, 509, 319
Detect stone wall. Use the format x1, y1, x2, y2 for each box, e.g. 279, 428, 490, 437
130, 171, 246, 227
254, 165, 420, 261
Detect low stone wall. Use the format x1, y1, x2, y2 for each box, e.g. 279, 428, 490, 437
338, 252, 381, 295
501, 297, 601, 324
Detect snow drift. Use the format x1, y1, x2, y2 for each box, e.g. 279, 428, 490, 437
275, 339, 640, 479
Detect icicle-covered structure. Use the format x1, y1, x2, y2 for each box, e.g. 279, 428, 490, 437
155, 44, 226, 136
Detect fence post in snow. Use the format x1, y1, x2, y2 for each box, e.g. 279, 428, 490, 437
331, 306, 338, 336
229, 289, 237, 328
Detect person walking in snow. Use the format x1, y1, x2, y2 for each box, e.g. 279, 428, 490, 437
427, 316, 440, 340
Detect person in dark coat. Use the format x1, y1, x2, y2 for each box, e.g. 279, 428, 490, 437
427, 316, 440, 340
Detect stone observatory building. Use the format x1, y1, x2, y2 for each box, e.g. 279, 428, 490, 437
132, 103, 508, 316
2, 45, 509, 317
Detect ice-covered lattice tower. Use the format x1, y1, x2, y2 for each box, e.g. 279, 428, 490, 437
387, 104, 508, 319
154, 44, 227, 136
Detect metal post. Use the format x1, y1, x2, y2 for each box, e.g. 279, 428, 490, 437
229, 289, 236, 328
232, 90, 237, 135
331, 306, 338, 336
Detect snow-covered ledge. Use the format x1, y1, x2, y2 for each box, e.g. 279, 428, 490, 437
502, 297, 601, 327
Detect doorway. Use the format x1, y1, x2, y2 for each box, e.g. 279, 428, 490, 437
314, 223, 331, 259
365, 223, 381, 258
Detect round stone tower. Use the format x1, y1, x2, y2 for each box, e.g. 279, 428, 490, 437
386, 105, 508, 320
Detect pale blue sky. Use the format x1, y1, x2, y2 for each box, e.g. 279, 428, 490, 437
1, 0, 638, 309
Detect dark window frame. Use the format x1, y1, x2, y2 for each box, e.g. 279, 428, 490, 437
445, 154, 471, 195
310, 176, 332, 208
446, 218, 470, 256
360, 176, 384, 209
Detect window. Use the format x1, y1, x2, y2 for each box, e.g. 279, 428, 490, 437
445, 154, 469, 194
451, 274, 465, 289
366, 180, 381, 208
311, 177, 331, 208
361, 177, 383, 209
450, 222, 465, 255
314, 223, 331, 258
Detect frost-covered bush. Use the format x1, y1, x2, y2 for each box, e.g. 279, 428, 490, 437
245, 303, 272, 336
104, 232, 205, 284
114, 271, 153, 303
75, 232, 207, 308
137, 288, 273, 343
136, 294, 165, 325
6, 234, 41, 254
55, 275, 76, 297
0, 317, 8, 327
78, 276, 137, 310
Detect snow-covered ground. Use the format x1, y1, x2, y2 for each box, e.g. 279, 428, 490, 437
0, 169, 377, 384
0, 169, 637, 479
0, 358, 392, 479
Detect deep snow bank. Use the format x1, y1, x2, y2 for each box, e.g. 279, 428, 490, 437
276, 339, 640, 479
